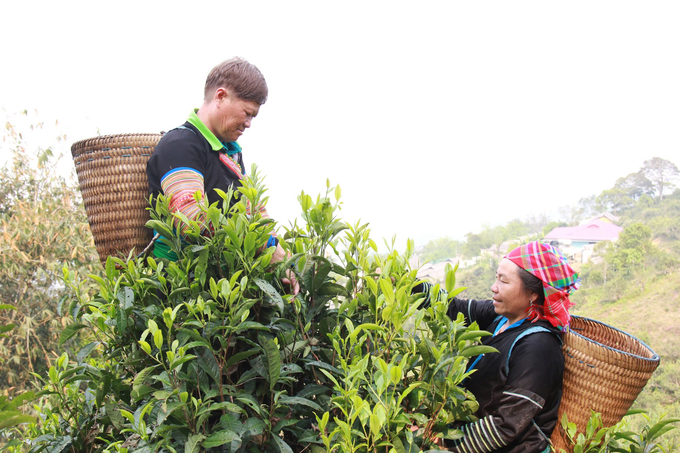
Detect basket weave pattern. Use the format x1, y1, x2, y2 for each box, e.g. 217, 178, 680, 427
551, 316, 660, 452
71, 134, 162, 263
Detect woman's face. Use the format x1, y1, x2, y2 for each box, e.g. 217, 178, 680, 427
490, 258, 534, 325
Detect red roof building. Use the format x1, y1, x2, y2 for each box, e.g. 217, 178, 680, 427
543, 220, 623, 263
544, 219, 623, 243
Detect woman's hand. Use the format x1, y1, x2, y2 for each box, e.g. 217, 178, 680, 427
409, 425, 446, 449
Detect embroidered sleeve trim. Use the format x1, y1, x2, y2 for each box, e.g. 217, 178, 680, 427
503, 391, 544, 409
161, 168, 207, 235
452, 416, 507, 453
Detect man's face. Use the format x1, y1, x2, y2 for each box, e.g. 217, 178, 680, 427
212, 90, 260, 142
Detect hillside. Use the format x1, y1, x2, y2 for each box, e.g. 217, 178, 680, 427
572, 268, 680, 361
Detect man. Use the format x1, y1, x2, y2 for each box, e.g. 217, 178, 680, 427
147, 57, 298, 294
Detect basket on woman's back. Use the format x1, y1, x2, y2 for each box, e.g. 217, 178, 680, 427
551, 315, 660, 452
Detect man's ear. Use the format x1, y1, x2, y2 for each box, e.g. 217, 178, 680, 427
216, 87, 237, 102
213, 87, 230, 103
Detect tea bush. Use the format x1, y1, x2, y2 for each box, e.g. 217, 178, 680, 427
15, 168, 492, 453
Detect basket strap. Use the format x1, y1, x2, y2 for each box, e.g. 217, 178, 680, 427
504, 326, 551, 376
532, 419, 552, 448
175, 125, 197, 135
506, 326, 555, 451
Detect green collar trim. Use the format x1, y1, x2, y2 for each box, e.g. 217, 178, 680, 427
186, 109, 243, 156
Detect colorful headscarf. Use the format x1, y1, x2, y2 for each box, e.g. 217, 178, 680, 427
504, 241, 580, 330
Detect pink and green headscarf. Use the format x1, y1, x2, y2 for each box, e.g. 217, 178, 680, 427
504, 241, 580, 330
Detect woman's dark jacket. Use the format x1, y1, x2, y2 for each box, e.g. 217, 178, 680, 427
418, 285, 563, 453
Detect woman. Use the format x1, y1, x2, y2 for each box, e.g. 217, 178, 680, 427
417, 241, 580, 453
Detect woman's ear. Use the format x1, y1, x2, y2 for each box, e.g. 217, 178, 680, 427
528, 291, 539, 304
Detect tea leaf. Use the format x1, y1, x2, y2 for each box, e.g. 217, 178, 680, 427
59, 323, 87, 347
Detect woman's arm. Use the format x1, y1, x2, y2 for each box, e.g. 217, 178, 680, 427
412, 281, 497, 329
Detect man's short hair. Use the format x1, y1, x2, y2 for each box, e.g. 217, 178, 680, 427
204, 57, 268, 105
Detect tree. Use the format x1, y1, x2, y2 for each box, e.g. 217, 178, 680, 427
614, 172, 655, 201
640, 157, 679, 201
558, 204, 583, 225
596, 187, 631, 215
419, 237, 461, 263
0, 114, 100, 393
576, 195, 598, 220
605, 222, 653, 272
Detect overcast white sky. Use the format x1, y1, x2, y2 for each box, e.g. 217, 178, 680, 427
2, 1, 679, 249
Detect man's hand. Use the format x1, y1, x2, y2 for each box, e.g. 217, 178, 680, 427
281, 269, 300, 295
271, 243, 299, 295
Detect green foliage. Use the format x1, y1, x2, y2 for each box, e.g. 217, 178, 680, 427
316, 268, 492, 452
0, 115, 101, 393
605, 223, 653, 273
560, 411, 623, 453
560, 411, 680, 453
18, 171, 482, 452
0, 305, 36, 449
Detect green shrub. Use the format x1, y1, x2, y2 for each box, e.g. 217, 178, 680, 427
16, 169, 490, 453
559, 410, 680, 453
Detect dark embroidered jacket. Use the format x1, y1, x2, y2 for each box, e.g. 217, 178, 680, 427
444, 298, 563, 453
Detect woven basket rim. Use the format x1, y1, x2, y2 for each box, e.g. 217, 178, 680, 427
71, 133, 163, 157
72, 132, 161, 142
568, 315, 660, 363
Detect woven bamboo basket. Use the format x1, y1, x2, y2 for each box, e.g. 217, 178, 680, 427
550, 315, 660, 452
71, 133, 162, 264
